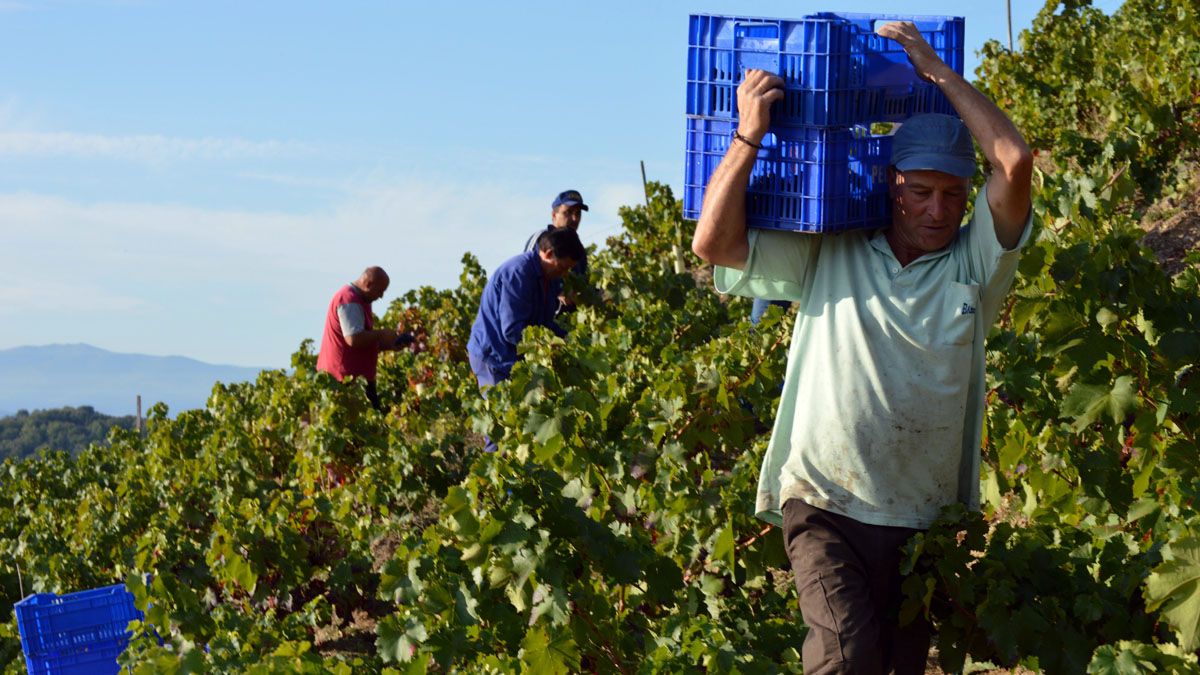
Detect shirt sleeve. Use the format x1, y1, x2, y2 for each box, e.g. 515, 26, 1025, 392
497, 269, 536, 348
713, 228, 821, 302
336, 303, 366, 337
957, 188, 1034, 325
524, 229, 545, 253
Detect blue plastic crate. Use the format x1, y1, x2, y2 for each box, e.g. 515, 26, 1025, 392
22, 639, 127, 675
683, 117, 892, 233
15, 583, 142, 674
686, 13, 963, 127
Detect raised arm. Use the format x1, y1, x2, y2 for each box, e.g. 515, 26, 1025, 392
337, 302, 408, 350
691, 70, 786, 270
345, 327, 410, 350
877, 22, 1033, 249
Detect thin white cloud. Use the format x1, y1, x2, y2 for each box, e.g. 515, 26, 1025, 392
0, 280, 146, 315
577, 182, 644, 245
0, 171, 645, 364
0, 97, 46, 131
229, 170, 642, 249
0, 173, 641, 293
450, 149, 643, 176
0, 131, 316, 162
234, 171, 350, 193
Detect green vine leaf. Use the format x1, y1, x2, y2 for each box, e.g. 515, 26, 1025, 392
1061, 376, 1136, 431
519, 626, 579, 674
1145, 539, 1200, 652
377, 615, 427, 664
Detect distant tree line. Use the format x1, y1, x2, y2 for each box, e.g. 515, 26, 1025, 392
0, 407, 136, 461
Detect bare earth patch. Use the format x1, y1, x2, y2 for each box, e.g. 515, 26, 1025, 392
313, 606, 380, 659
1140, 179, 1200, 276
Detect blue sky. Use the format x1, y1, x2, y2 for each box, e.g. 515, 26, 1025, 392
0, 0, 1121, 368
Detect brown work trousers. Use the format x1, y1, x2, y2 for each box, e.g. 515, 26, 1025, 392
782, 498, 932, 675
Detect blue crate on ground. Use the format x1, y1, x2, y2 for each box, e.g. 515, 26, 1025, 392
22, 639, 127, 675
683, 117, 892, 233
15, 583, 142, 675
686, 12, 963, 127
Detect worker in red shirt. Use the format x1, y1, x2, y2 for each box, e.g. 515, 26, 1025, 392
316, 266, 413, 410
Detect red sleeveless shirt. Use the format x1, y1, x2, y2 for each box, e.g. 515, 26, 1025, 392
316, 284, 378, 381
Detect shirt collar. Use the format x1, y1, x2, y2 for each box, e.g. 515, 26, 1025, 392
525, 250, 547, 280
868, 228, 954, 266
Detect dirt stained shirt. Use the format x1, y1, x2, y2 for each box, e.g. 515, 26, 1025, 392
715, 190, 1032, 529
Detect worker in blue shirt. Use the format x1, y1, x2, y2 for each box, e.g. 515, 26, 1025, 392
523, 189, 589, 279
525, 189, 590, 315
468, 227, 587, 452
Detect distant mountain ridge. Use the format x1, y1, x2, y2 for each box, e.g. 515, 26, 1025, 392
0, 344, 265, 417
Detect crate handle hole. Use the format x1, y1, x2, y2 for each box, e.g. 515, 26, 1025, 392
734, 22, 780, 40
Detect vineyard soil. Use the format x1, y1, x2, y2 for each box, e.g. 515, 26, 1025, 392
1140, 172, 1200, 276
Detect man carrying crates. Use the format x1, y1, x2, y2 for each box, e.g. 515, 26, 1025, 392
691, 21, 1033, 674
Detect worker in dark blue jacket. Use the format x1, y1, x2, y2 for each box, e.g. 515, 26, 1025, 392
468, 227, 587, 451
524, 189, 590, 315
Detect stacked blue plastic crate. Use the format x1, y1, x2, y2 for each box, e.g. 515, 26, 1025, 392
683, 12, 965, 233
15, 584, 143, 675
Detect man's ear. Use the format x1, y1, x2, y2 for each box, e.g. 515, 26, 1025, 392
887, 166, 900, 200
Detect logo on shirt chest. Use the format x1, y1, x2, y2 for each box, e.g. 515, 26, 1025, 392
960, 303, 977, 315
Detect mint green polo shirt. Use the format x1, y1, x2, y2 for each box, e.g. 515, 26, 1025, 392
715, 190, 1032, 529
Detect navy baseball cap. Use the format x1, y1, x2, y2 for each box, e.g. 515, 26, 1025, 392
552, 189, 589, 211
891, 114, 977, 178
